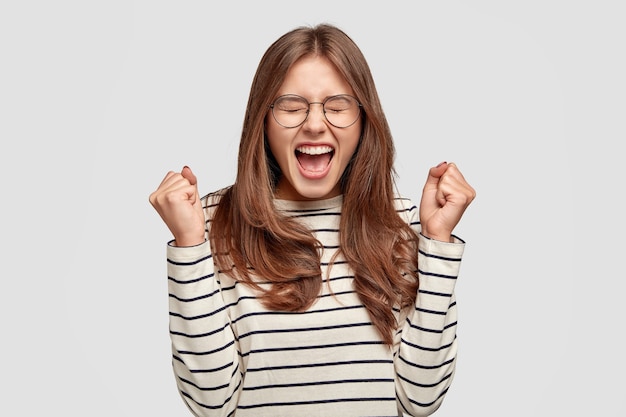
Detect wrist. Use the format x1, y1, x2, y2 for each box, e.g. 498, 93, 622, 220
421, 232, 453, 243
173, 234, 206, 247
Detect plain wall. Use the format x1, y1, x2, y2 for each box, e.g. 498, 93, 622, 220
1, 1, 623, 415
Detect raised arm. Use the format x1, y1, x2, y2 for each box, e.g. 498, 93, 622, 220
151, 167, 241, 416
394, 161, 475, 415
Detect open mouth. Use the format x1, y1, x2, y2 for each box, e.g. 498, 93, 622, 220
295, 145, 335, 173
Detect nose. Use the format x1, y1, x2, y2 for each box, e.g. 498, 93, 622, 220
303, 102, 327, 131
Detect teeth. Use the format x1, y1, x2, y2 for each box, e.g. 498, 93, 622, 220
296, 145, 333, 155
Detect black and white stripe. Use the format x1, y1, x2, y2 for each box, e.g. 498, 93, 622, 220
164, 191, 465, 417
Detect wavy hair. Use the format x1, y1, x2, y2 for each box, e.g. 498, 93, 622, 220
209, 23, 419, 346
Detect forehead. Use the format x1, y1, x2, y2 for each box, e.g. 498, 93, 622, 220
277, 55, 354, 99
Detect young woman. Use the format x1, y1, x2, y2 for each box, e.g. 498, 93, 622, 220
150, 23, 475, 417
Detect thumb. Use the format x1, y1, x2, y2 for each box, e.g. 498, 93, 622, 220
424, 161, 448, 187
180, 165, 200, 205
423, 161, 448, 207
181, 165, 197, 186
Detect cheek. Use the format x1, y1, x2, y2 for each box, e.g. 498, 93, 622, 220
340, 129, 361, 161
265, 126, 292, 165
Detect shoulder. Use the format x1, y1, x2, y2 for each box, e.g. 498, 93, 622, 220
201, 186, 232, 220
393, 195, 419, 222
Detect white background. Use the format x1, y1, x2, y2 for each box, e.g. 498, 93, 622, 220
1, 1, 624, 416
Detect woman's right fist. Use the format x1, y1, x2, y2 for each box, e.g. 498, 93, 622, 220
149, 166, 206, 247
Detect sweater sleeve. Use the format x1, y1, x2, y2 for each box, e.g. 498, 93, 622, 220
167, 216, 241, 415
393, 199, 465, 416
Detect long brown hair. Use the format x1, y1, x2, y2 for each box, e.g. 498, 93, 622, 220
209, 23, 419, 346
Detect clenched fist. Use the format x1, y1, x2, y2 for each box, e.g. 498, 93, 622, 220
149, 166, 206, 247
419, 162, 476, 242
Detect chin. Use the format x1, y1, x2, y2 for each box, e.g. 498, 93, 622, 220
287, 178, 342, 201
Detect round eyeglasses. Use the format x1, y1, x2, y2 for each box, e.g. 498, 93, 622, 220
269, 94, 362, 128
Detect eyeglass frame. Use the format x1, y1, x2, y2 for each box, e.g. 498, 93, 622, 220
268, 94, 363, 129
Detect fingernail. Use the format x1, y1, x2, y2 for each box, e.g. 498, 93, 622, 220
436, 161, 447, 168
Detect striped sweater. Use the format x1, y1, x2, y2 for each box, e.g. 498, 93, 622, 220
166, 190, 465, 417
